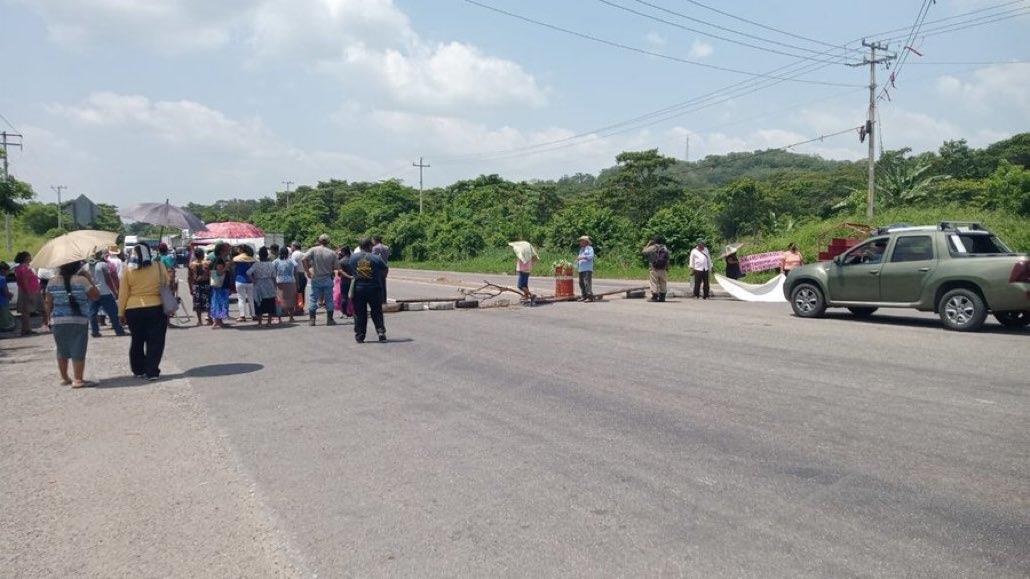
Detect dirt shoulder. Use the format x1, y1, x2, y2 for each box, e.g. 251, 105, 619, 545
0, 330, 308, 577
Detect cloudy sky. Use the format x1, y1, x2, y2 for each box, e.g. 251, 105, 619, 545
2, 0, 1027, 207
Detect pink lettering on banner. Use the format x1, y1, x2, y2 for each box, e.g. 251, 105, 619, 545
739, 251, 785, 274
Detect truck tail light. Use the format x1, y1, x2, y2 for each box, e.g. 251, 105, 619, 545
1010, 260, 1030, 283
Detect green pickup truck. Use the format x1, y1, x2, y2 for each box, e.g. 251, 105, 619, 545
784, 222, 1029, 331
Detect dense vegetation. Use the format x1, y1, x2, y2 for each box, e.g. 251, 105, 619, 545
2, 134, 1027, 275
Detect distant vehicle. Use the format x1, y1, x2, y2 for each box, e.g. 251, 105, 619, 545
123, 235, 158, 257
175, 247, 190, 267
784, 222, 1029, 331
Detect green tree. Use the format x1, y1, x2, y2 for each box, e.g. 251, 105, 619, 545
19, 202, 59, 235
714, 178, 772, 239
642, 204, 716, 264
603, 149, 679, 225
547, 204, 632, 254
876, 148, 949, 208
92, 203, 124, 233
981, 160, 1030, 216
0, 175, 34, 215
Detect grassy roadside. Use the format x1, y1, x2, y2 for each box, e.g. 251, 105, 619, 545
395, 207, 1028, 282
0, 228, 47, 263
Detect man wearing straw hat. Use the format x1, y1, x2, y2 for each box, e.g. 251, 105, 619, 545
575, 236, 595, 302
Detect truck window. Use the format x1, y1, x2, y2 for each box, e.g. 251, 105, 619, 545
842, 238, 888, 265
890, 236, 934, 262
948, 233, 1011, 255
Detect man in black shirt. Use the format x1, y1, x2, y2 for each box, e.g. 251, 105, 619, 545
349, 238, 388, 343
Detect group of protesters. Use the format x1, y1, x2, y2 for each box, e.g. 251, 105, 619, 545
513, 235, 737, 303
4, 228, 804, 389
185, 234, 391, 343
2, 234, 391, 388
512, 235, 804, 303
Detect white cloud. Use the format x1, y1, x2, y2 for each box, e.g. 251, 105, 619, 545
645, 31, 666, 49
688, 40, 713, 59
342, 41, 547, 109
19, 0, 548, 110
48, 92, 273, 154
16, 0, 250, 53
936, 63, 1030, 117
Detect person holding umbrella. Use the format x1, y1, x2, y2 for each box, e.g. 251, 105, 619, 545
508, 241, 538, 301
44, 260, 100, 387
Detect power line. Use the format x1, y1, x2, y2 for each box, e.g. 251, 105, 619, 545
861, 0, 1027, 39
0, 112, 17, 132
678, 0, 864, 54
597, 0, 850, 63
879, 0, 933, 101
462, 0, 859, 86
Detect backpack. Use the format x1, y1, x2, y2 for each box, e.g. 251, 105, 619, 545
653, 246, 670, 270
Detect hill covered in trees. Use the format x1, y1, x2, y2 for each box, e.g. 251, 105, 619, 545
3, 133, 1026, 266
183, 133, 1029, 264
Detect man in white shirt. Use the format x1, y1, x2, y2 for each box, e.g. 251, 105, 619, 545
689, 239, 712, 299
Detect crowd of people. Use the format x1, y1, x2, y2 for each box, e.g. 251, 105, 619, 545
3, 231, 802, 389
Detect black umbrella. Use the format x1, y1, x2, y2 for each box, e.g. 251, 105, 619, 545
121, 200, 206, 231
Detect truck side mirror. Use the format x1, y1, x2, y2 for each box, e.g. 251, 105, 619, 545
833, 254, 844, 266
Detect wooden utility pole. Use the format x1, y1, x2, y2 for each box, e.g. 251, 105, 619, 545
413, 157, 430, 214
2, 131, 24, 252
849, 40, 895, 219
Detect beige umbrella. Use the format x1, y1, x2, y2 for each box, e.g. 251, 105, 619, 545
32, 230, 119, 268
508, 241, 538, 263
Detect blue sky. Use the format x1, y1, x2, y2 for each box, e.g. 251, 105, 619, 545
2, 0, 1028, 207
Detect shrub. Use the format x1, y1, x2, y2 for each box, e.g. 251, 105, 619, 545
642, 204, 717, 264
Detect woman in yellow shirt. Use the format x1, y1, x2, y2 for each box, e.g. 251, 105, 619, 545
118, 245, 169, 381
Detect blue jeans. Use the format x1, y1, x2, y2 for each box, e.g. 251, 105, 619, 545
307, 277, 335, 315
89, 294, 125, 336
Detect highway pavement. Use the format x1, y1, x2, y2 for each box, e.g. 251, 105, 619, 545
3, 270, 1027, 576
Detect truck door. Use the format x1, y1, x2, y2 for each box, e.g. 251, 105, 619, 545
878, 235, 936, 303
828, 237, 888, 302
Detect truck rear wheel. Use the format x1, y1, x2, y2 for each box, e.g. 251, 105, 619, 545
938, 288, 987, 332
790, 283, 826, 318
994, 310, 1029, 329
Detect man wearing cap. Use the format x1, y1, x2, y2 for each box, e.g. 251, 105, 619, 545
302, 234, 339, 326
575, 235, 595, 302
689, 239, 712, 299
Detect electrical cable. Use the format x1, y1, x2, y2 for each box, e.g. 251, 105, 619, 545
462, 0, 860, 86
596, 0, 851, 63
678, 0, 863, 54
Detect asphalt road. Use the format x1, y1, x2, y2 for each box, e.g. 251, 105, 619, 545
140, 271, 1028, 576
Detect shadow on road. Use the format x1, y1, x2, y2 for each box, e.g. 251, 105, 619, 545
94, 363, 265, 389
821, 312, 1027, 335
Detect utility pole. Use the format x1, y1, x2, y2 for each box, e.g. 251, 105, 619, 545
849, 40, 895, 219
413, 156, 430, 214
281, 179, 294, 208
684, 135, 690, 163
51, 185, 67, 230
2, 131, 24, 252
